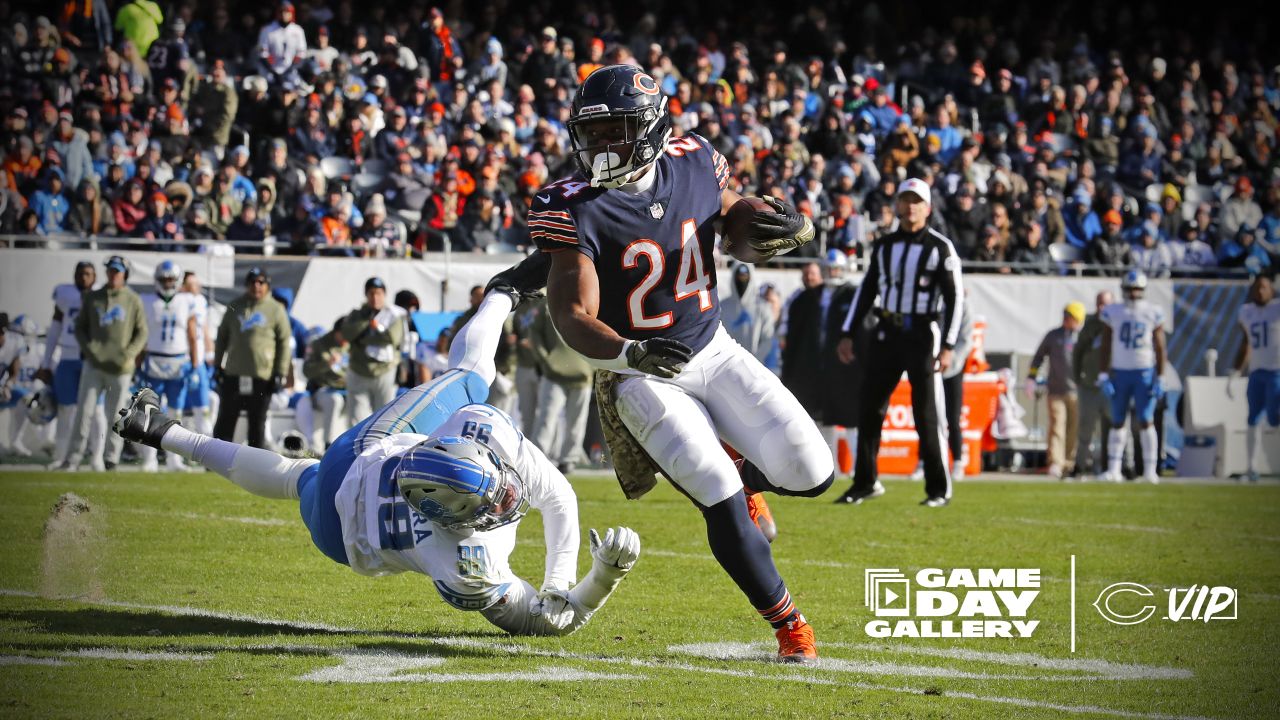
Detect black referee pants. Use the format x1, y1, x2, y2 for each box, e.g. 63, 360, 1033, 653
854, 321, 951, 500
213, 376, 274, 449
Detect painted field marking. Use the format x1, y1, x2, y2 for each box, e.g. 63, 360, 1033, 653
298, 649, 641, 684
113, 507, 290, 527
0, 589, 1214, 720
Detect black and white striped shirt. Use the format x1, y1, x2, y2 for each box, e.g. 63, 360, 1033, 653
841, 226, 965, 348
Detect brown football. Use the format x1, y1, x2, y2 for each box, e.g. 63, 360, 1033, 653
721, 196, 775, 264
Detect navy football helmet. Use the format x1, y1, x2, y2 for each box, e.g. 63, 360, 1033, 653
568, 64, 672, 188
395, 436, 529, 532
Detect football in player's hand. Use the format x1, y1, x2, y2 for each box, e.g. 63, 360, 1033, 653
721, 196, 775, 264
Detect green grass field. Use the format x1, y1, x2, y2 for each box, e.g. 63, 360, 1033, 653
0, 469, 1277, 719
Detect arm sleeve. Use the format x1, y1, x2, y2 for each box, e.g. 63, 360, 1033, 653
518, 439, 579, 592
447, 292, 515, 386
938, 240, 964, 349
124, 295, 149, 362
842, 244, 880, 336
274, 310, 291, 377
213, 312, 229, 369
41, 318, 62, 369
1029, 335, 1050, 377
74, 299, 91, 351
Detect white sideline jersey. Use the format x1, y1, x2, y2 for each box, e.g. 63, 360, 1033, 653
0, 334, 25, 377
1101, 300, 1166, 371
181, 291, 210, 364
141, 293, 193, 356
1239, 299, 1280, 372
334, 403, 578, 611
52, 284, 84, 357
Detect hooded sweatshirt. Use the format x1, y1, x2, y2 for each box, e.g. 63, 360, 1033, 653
719, 263, 777, 362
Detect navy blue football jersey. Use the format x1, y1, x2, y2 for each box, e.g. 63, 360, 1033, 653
531, 133, 732, 353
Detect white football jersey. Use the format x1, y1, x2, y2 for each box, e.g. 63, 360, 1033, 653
334, 403, 577, 610
0, 334, 24, 378
52, 284, 84, 357
1101, 300, 1166, 370
1239, 299, 1280, 372
181, 291, 210, 364
142, 293, 193, 356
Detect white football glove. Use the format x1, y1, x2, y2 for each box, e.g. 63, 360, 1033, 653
531, 587, 574, 630
590, 527, 640, 571
1226, 370, 1240, 400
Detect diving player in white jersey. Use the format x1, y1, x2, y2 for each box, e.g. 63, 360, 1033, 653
179, 271, 215, 435
113, 257, 639, 636
1097, 270, 1167, 483
137, 261, 198, 472
1228, 274, 1280, 482
38, 261, 109, 470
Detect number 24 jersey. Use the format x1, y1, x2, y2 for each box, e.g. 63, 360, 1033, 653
530, 133, 732, 354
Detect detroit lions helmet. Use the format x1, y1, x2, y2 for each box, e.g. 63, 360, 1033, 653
1121, 269, 1148, 301
8, 314, 38, 337
154, 260, 183, 299
25, 387, 57, 425
568, 64, 672, 189
395, 436, 529, 532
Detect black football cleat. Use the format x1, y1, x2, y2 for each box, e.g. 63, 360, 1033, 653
113, 388, 179, 450
485, 251, 552, 307
920, 496, 950, 508
833, 481, 885, 505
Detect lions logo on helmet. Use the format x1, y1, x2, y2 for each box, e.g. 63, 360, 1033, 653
154, 260, 183, 300
395, 436, 530, 532
8, 314, 38, 337
568, 65, 673, 189
25, 387, 57, 425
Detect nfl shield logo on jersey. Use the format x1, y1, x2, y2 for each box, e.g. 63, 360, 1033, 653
649, 202, 665, 219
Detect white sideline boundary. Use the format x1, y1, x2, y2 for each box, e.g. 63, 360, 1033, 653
0, 588, 1217, 720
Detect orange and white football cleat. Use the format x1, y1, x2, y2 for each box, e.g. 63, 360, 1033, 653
775, 616, 818, 664
745, 491, 777, 543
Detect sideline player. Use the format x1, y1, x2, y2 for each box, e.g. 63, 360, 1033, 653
179, 271, 216, 436
0, 315, 41, 455
37, 261, 108, 470
1229, 274, 1280, 482
1097, 270, 1166, 483
137, 261, 199, 472
535, 65, 829, 662
114, 262, 638, 636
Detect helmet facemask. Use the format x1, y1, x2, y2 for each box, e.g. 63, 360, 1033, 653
154, 262, 182, 300
569, 96, 670, 189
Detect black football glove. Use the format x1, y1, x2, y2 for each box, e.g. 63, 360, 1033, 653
625, 338, 693, 379
747, 196, 816, 257
485, 251, 552, 307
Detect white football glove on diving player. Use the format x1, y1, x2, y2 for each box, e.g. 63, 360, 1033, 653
590, 527, 640, 570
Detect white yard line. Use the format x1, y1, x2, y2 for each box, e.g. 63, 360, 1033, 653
0, 588, 1216, 720
113, 507, 290, 527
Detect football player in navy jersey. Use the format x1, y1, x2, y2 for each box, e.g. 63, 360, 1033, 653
535, 65, 830, 663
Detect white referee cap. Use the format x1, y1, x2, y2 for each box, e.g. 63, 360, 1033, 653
897, 177, 932, 208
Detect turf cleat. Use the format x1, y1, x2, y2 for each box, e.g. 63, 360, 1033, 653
745, 491, 777, 543
113, 388, 179, 450
920, 496, 950, 507
833, 481, 885, 504
775, 617, 818, 664
485, 251, 552, 307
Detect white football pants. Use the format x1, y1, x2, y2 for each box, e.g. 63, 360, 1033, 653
615, 326, 833, 506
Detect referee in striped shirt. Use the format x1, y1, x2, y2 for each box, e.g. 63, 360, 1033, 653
834, 178, 964, 507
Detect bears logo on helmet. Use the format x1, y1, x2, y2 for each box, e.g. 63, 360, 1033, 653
568, 65, 672, 188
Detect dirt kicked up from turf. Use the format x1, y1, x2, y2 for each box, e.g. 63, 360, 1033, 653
39, 492, 105, 602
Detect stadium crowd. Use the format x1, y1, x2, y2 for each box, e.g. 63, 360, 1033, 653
0, 1, 1277, 274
